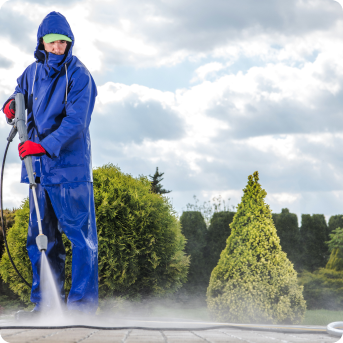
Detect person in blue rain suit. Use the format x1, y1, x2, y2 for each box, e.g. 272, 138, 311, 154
1, 11, 98, 315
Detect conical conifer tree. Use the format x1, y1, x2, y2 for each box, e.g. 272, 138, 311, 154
207, 172, 306, 324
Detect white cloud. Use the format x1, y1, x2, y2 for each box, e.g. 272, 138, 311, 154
266, 192, 302, 206
191, 62, 225, 82
1, 163, 27, 209
0, 38, 33, 93
244, 135, 300, 161
97, 82, 175, 107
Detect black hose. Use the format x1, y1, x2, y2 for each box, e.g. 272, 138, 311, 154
0, 324, 328, 334
1, 140, 31, 288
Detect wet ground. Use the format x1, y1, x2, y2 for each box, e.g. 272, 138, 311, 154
0, 318, 339, 343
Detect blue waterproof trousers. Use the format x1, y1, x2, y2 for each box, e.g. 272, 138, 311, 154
27, 182, 98, 314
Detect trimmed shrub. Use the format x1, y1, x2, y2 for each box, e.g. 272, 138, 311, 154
180, 211, 207, 294
0, 200, 31, 303
300, 214, 329, 272
204, 211, 235, 279
0, 164, 190, 302
0, 209, 16, 259
0, 208, 19, 303
272, 209, 300, 270
207, 172, 306, 324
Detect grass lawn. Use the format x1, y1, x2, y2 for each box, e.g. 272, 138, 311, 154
302, 310, 343, 326
148, 305, 343, 326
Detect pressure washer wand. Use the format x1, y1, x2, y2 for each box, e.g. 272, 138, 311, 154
8, 93, 47, 252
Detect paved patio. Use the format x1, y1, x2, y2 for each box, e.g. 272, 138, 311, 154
0, 327, 339, 343
0, 316, 339, 343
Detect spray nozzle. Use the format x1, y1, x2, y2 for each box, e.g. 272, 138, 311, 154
36, 234, 48, 252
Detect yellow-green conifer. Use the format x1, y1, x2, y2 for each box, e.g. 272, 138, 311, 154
207, 172, 306, 324
326, 227, 343, 271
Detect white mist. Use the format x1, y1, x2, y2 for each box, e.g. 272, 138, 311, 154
40, 252, 64, 317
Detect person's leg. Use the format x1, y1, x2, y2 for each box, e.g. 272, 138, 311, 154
45, 182, 98, 314
27, 183, 66, 308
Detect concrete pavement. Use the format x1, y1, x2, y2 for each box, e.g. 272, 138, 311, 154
0, 316, 339, 343
0, 328, 339, 343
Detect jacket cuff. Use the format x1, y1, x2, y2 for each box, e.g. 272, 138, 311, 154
40, 135, 61, 159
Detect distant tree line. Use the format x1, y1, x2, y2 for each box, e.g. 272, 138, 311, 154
180, 207, 343, 300
272, 209, 339, 272
180, 211, 235, 296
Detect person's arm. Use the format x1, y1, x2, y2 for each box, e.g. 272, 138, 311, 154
40, 70, 97, 158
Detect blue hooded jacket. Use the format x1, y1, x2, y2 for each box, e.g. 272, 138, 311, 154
3, 11, 97, 185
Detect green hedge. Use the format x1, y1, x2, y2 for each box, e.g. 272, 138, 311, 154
0, 209, 15, 260
0, 200, 32, 303
300, 214, 329, 272
0, 208, 18, 303
272, 208, 300, 270
180, 211, 207, 294
204, 211, 235, 279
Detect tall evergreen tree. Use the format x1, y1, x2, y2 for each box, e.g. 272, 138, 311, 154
180, 211, 208, 295
149, 167, 171, 195
204, 211, 235, 280
207, 172, 306, 324
300, 214, 329, 272
272, 208, 301, 270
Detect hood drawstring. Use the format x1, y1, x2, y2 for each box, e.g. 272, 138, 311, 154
65, 63, 68, 104
30, 62, 68, 104
30, 62, 38, 97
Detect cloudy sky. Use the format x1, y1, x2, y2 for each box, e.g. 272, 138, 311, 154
1, 0, 343, 223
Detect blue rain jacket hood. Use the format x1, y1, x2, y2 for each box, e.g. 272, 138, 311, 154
3, 11, 97, 186
35, 11, 75, 66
